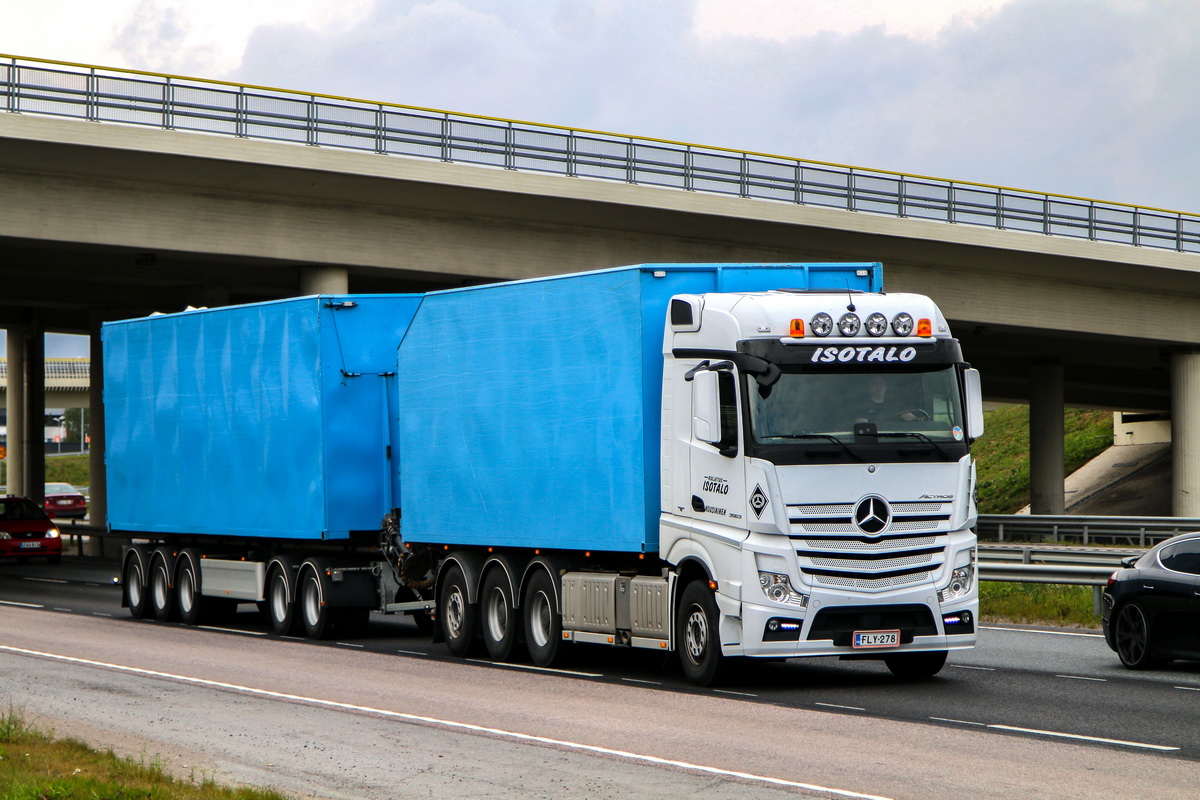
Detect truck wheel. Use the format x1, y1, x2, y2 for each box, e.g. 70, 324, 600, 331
481, 569, 520, 662
124, 556, 148, 619
149, 551, 175, 622
299, 570, 335, 639
176, 553, 204, 625
439, 564, 477, 657
266, 567, 299, 636
677, 580, 727, 686
523, 569, 564, 667
884, 650, 948, 679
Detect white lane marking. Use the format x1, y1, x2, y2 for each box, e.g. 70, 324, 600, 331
197, 626, 267, 637
981, 626, 1104, 639
988, 724, 1178, 751
0, 644, 893, 800
621, 678, 662, 686
396, 649, 428, 657
816, 702, 866, 711
714, 689, 758, 697
0, 600, 44, 609
1175, 686, 1200, 692
949, 665, 995, 671
930, 717, 987, 726
53, 608, 73, 612
24, 577, 68, 584
335, 642, 365, 649
91, 613, 113, 618
465, 659, 602, 678
1056, 675, 1106, 682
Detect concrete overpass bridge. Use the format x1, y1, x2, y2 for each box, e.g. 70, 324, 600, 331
4, 54, 1200, 524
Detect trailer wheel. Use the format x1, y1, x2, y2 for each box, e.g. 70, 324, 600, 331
439, 564, 477, 657
124, 556, 148, 619
266, 567, 299, 636
300, 570, 335, 639
481, 569, 521, 662
677, 580, 727, 686
149, 551, 175, 622
523, 569, 564, 667
884, 650, 948, 679
177, 553, 203, 625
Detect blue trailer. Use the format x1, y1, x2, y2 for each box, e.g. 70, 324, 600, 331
108, 263, 984, 684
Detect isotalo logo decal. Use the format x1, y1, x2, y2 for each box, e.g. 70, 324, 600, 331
810, 346, 917, 363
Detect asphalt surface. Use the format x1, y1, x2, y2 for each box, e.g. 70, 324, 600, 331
2, 554, 1199, 799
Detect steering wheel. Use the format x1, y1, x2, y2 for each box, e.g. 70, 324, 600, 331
900, 408, 931, 422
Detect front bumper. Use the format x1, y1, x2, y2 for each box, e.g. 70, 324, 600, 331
733, 589, 977, 658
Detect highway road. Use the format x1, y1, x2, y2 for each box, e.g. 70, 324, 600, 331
1, 556, 1198, 799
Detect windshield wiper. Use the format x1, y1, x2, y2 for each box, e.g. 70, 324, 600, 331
766, 433, 865, 462
876, 430, 952, 459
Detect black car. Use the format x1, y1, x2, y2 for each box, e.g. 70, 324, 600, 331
1103, 531, 1200, 669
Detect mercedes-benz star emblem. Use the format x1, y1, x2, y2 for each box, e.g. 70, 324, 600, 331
854, 496, 891, 536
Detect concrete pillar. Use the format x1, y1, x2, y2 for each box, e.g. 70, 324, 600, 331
88, 314, 107, 533
299, 266, 349, 295
4, 325, 26, 496
21, 316, 45, 505
1029, 361, 1065, 515
1171, 351, 1200, 517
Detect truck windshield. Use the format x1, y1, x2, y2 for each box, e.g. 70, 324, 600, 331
748, 366, 968, 460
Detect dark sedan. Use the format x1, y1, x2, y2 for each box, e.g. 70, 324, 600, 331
1103, 531, 1200, 669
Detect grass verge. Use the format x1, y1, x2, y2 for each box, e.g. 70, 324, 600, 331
979, 581, 1100, 628
0, 706, 288, 800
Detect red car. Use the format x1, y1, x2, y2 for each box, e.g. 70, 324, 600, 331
0, 496, 62, 564
43, 482, 87, 519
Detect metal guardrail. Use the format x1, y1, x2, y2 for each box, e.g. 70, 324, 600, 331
3, 54, 1199, 254
977, 514, 1200, 548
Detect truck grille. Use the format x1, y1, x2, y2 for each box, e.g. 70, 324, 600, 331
788, 498, 953, 593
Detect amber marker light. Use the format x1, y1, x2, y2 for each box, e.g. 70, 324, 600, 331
917, 318, 933, 337
789, 318, 805, 337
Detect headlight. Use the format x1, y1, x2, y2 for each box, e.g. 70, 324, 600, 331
891, 313, 914, 336
810, 312, 833, 337
865, 312, 888, 337
838, 313, 861, 336
46, 529, 60, 539
939, 564, 974, 602
0, 531, 11, 540
758, 571, 809, 608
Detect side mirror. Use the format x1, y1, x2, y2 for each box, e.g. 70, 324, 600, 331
692, 369, 721, 445
963, 368, 985, 440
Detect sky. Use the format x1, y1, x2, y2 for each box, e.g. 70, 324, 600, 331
2, 0, 1198, 356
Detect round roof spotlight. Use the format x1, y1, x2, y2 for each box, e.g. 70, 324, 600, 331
892, 313, 915, 336
838, 313, 861, 337
865, 312, 888, 337
810, 312, 833, 337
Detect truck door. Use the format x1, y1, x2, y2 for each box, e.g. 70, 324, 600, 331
686, 364, 747, 528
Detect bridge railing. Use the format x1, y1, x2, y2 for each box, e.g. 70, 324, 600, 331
978, 514, 1200, 548
4, 54, 1200, 254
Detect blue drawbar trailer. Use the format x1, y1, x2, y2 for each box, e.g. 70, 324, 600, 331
108, 263, 984, 685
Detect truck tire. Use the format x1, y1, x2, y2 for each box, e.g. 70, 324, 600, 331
677, 580, 727, 686
523, 569, 564, 667
149, 550, 175, 622
266, 566, 299, 636
299, 569, 335, 639
124, 555, 149, 619
884, 650, 948, 679
176, 552, 204, 625
481, 569, 521, 662
439, 564, 477, 657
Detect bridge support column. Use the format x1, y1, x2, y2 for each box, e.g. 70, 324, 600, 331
1029, 361, 1065, 515
1171, 351, 1200, 517
87, 313, 109, 553
299, 266, 348, 295
18, 317, 46, 506
4, 325, 26, 496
